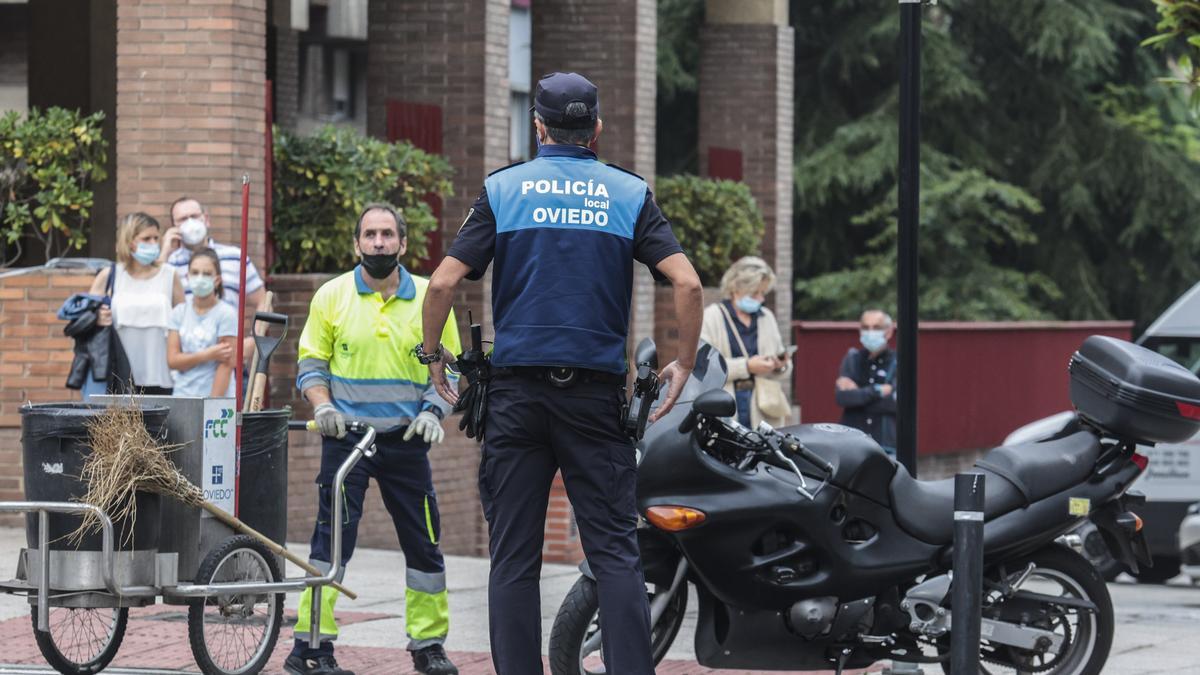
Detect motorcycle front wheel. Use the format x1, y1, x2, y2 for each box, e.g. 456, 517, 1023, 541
941, 544, 1113, 675
548, 574, 687, 675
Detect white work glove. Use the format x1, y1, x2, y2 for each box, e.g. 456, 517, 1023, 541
403, 410, 445, 445
314, 402, 347, 439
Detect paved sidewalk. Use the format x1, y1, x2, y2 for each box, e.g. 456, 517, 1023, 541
0, 528, 875, 674
3, 527, 1199, 673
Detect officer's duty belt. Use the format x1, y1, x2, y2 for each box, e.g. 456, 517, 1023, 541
493, 366, 625, 388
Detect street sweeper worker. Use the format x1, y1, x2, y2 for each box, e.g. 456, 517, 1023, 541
288, 203, 462, 675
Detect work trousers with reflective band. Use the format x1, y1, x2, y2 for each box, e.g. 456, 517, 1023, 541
291, 429, 448, 658
480, 377, 653, 675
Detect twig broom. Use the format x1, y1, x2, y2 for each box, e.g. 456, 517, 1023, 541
73, 404, 356, 599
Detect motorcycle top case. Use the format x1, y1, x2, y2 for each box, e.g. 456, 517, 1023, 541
1069, 335, 1200, 444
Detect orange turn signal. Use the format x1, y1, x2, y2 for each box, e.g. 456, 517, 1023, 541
1132, 513, 1144, 532
645, 505, 707, 532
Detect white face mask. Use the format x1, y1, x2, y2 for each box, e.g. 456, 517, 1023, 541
190, 275, 217, 298
180, 217, 208, 246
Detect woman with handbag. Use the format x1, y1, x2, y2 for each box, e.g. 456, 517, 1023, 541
88, 212, 184, 395
699, 256, 794, 428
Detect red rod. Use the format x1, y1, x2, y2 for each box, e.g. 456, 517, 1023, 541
234, 174, 250, 517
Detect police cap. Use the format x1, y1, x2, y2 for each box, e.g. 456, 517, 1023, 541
533, 72, 599, 129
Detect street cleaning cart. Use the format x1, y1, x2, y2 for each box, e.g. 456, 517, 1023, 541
0, 400, 376, 675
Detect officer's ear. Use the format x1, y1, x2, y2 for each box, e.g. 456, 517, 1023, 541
592, 118, 603, 145
398, 236, 408, 258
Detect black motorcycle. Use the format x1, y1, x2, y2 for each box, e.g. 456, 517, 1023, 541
549, 336, 1200, 674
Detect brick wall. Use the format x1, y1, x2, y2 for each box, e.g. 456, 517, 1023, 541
115, 0, 268, 267
699, 17, 795, 330
366, 0, 510, 338
0, 269, 92, 525
653, 285, 727, 367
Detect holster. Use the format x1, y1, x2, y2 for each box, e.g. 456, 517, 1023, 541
453, 322, 492, 440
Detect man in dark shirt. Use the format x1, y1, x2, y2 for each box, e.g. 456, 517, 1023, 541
836, 309, 897, 453
419, 72, 704, 675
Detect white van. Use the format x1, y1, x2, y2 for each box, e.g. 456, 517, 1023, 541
1005, 280, 1200, 582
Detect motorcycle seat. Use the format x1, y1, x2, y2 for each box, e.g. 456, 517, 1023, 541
889, 431, 1101, 544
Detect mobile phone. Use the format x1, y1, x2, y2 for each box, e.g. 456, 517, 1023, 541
778, 345, 798, 360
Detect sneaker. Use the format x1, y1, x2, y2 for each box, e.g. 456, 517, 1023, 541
411, 644, 459, 675
284, 654, 355, 675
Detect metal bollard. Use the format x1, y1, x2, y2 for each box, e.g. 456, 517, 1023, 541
951, 473, 985, 674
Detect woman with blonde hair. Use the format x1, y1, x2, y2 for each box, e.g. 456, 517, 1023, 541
88, 212, 184, 395
699, 256, 793, 428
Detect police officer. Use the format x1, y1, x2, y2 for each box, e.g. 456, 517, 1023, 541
287, 204, 461, 675
419, 72, 704, 675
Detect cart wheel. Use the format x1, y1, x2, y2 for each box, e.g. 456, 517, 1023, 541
31, 605, 128, 675
188, 535, 284, 675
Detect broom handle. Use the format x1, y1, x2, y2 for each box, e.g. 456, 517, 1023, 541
199, 501, 358, 600
242, 291, 273, 413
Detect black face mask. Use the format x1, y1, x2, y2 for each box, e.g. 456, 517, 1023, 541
360, 253, 399, 279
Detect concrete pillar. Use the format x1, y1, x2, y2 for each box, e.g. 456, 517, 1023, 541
699, 0, 794, 328
531, 0, 658, 349
115, 0, 268, 266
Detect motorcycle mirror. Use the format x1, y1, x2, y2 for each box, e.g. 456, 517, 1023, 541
634, 337, 658, 370
694, 389, 737, 418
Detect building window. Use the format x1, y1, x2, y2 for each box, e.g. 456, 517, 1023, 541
509, 3, 532, 161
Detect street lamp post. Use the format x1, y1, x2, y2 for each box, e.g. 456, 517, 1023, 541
889, 2, 924, 673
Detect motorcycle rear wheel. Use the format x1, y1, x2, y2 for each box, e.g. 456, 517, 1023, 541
941, 544, 1113, 675
548, 574, 687, 675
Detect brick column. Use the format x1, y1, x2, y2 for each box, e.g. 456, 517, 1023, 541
115, 0, 268, 267
366, 0, 509, 557
529, 0, 657, 564
531, 0, 658, 349
367, 0, 509, 330
699, 0, 794, 328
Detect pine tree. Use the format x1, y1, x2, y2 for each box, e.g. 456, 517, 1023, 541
791, 0, 1200, 325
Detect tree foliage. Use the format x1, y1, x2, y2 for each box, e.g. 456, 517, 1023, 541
0, 108, 108, 264
657, 0, 704, 175
1142, 0, 1200, 113
272, 125, 454, 274
656, 175, 764, 286
792, 0, 1200, 326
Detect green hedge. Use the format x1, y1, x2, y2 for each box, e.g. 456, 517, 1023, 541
655, 174, 764, 286
272, 125, 454, 274
0, 108, 108, 264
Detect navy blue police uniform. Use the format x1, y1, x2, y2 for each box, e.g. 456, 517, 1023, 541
445, 72, 683, 675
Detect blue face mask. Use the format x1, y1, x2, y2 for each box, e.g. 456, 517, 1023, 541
735, 296, 762, 314
132, 242, 160, 266
860, 329, 888, 353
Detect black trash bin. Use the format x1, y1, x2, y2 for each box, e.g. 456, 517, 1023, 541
21, 403, 169, 551
239, 409, 289, 547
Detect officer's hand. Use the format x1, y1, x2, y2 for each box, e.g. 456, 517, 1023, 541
313, 402, 347, 439
403, 411, 445, 445
650, 360, 693, 423
429, 355, 459, 406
